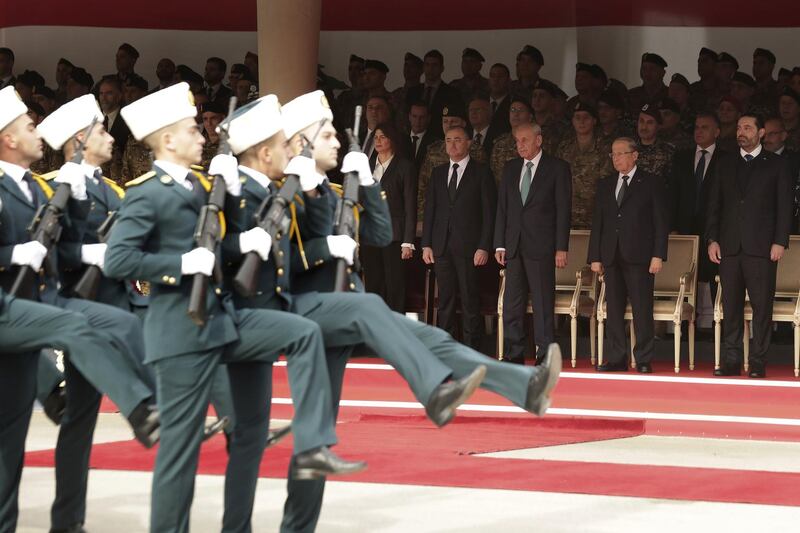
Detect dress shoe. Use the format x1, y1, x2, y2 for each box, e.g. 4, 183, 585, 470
43, 385, 66, 425
524, 343, 563, 416
713, 364, 741, 377
597, 360, 628, 372
127, 402, 160, 448
636, 362, 653, 374
425, 365, 487, 427
203, 416, 230, 441
748, 366, 766, 379
266, 423, 293, 448
291, 446, 366, 480
50, 524, 86, 533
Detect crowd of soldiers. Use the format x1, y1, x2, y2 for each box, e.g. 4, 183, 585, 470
0, 48, 562, 531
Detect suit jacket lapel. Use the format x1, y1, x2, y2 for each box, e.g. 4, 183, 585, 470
86, 177, 109, 209
0, 171, 35, 208
524, 156, 546, 207
155, 166, 202, 213
454, 160, 472, 201
619, 171, 643, 207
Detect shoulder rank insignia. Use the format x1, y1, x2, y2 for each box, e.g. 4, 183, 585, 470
40, 170, 59, 181
126, 171, 156, 187
190, 164, 206, 172
102, 177, 126, 199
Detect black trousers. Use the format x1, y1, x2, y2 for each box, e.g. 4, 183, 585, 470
362, 241, 406, 313
719, 253, 777, 367
433, 245, 484, 350
604, 257, 655, 364
503, 254, 555, 359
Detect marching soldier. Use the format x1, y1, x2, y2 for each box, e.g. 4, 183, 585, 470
0, 86, 160, 531
279, 91, 560, 533
417, 101, 487, 221
104, 82, 365, 531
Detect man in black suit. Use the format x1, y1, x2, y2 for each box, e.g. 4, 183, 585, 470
494, 123, 572, 364
589, 138, 669, 373
670, 112, 725, 298
97, 76, 130, 182
407, 101, 437, 173
203, 56, 232, 104
763, 116, 800, 232
423, 125, 496, 350
408, 50, 459, 138
706, 114, 794, 378
0, 48, 15, 91
488, 63, 512, 140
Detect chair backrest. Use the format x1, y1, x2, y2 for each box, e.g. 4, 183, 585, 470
555, 230, 591, 289
775, 235, 800, 296
653, 234, 698, 297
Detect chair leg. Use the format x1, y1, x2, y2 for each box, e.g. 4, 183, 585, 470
794, 324, 799, 378
597, 319, 605, 367
714, 318, 721, 370
674, 321, 681, 373
743, 320, 750, 373
630, 320, 637, 368
689, 320, 696, 371
570, 316, 577, 368
590, 315, 597, 366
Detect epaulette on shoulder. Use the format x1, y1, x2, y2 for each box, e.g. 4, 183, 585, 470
39, 170, 59, 181
190, 164, 206, 172
125, 171, 156, 187
103, 177, 126, 198
328, 183, 343, 198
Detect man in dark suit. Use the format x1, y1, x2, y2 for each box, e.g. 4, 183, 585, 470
589, 138, 669, 373
406, 101, 438, 173
488, 63, 512, 139
423, 125, 496, 350
494, 123, 572, 364
670, 112, 726, 297
0, 48, 15, 90
407, 50, 460, 139
98, 76, 131, 183
706, 114, 794, 378
203, 56, 233, 104
763, 116, 800, 231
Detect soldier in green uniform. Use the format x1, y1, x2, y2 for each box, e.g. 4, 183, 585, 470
0, 86, 161, 531
278, 90, 561, 533
450, 48, 490, 104
555, 102, 613, 229
627, 53, 669, 116
779, 86, 800, 152
509, 45, 544, 101
597, 90, 634, 145
657, 98, 694, 151
105, 82, 365, 532
752, 48, 780, 111
490, 96, 534, 183
418, 101, 487, 220
532, 79, 569, 156
731, 71, 774, 118
667, 73, 697, 134
689, 47, 718, 112
635, 104, 675, 182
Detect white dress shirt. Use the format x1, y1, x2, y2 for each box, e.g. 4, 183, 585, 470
154, 160, 192, 191
473, 126, 489, 145
372, 154, 393, 182
694, 143, 716, 181
105, 108, 120, 131
80, 162, 102, 184
740, 144, 763, 160
239, 165, 271, 190
448, 155, 470, 188
0, 160, 33, 202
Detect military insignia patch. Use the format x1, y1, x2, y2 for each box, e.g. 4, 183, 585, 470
641, 104, 649, 111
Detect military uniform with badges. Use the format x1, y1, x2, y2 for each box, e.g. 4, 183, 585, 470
555, 134, 613, 229
636, 139, 675, 182
120, 134, 152, 185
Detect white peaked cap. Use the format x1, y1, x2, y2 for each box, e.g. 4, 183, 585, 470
226, 94, 284, 155
37, 94, 104, 150
281, 90, 334, 139
0, 86, 29, 132
120, 82, 197, 141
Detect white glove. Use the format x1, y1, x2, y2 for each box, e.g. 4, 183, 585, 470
284, 155, 321, 192
54, 162, 88, 200
239, 227, 272, 261
180, 247, 215, 276
80, 243, 107, 268
11, 241, 48, 270
341, 152, 374, 186
208, 154, 241, 196
326, 235, 357, 265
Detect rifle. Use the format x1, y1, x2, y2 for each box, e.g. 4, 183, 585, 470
72, 210, 116, 300
10, 118, 98, 297
333, 105, 363, 292
233, 120, 325, 298
187, 96, 237, 326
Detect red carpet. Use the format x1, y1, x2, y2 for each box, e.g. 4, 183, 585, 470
25, 414, 800, 507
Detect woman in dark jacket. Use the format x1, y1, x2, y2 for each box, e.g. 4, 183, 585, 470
361, 121, 417, 312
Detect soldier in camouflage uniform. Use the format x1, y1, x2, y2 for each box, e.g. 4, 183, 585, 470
30, 142, 65, 175
780, 86, 800, 152
531, 79, 569, 156
627, 53, 669, 117
597, 90, 634, 146
555, 102, 613, 229
417, 102, 487, 221
635, 104, 675, 181
689, 47, 718, 113
509, 45, 543, 101
490, 96, 535, 183
731, 71, 774, 118
334, 54, 365, 130
668, 73, 697, 133
199, 100, 227, 169
450, 48, 490, 104
390, 52, 423, 133
120, 133, 152, 185
716, 95, 742, 153
658, 98, 694, 151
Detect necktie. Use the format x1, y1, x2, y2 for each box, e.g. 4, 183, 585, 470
424, 86, 433, 106
744, 154, 754, 162
448, 163, 459, 202
474, 133, 483, 147
363, 130, 375, 156
22, 171, 39, 208
102, 115, 109, 132
616, 175, 629, 207
411, 135, 420, 156
186, 173, 207, 203
491, 100, 498, 116
694, 149, 707, 209
520, 161, 533, 203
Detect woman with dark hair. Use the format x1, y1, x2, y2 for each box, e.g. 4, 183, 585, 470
361, 121, 417, 312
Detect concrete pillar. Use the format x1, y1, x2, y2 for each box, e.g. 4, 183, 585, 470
256, 0, 321, 102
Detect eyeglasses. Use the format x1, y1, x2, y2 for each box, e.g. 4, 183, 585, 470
609, 151, 635, 158
509, 106, 528, 113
